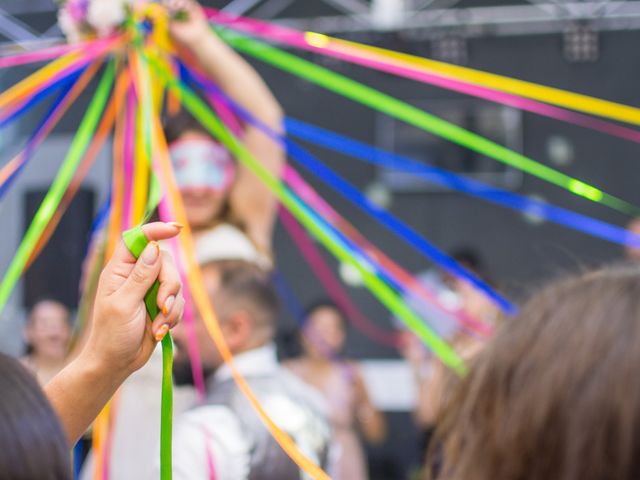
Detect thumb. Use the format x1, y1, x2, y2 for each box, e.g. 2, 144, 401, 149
119, 241, 162, 301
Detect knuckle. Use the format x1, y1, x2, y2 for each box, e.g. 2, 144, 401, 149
131, 266, 148, 284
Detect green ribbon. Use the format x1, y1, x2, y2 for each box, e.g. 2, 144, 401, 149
149, 55, 466, 375
217, 29, 639, 217
122, 226, 173, 480
0, 60, 115, 313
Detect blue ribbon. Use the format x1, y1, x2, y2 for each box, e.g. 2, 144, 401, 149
285, 118, 640, 249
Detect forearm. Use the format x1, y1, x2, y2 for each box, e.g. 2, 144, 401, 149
358, 405, 387, 444
354, 370, 387, 443
414, 363, 444, 427
44, 351, 126, 444
184, 31, 283, 127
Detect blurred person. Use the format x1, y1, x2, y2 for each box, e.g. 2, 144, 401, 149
0, 222, 184, 480
395, 248, 487, 343
399, 249, 500, 468
286, 300, 387, 480
624, 217, 640, 262
22, 299, 72, 385
164, 0, 284, 257
429, 264, 640, 480
166, 261, 331, 480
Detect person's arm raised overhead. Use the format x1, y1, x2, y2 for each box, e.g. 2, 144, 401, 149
167, 0, 285, 252
44, 222, 185, 444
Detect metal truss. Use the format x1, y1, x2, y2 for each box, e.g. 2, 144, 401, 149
273, 0, 640, 37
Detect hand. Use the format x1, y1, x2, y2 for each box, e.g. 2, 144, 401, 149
85, 222, 185, 377
165, 0, 212, 48
398, 331, 430, 370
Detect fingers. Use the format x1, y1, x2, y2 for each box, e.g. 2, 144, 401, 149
119, 241, 163, 302
151, 249, 184, 341
141, 221, 184, 243
156, 250, 182, 317
151, 294, 185, 341
164, 0, 196, 14
103, 222, 183, 279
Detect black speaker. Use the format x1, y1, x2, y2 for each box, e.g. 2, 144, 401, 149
23, 188, 95, 310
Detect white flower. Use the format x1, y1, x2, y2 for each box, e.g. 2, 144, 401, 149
87, 0, 127, 37
58, 6, 83, 43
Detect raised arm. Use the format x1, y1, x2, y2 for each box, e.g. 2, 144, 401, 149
168, 0, 284, 253
44, 222, 184, 444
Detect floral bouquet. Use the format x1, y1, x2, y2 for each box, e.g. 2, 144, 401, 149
57, 0, 149, 42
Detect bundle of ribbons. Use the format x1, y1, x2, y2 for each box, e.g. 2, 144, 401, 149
1, 3, 640, 479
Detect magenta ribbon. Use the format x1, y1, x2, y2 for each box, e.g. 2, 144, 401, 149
0, 39, 111, 70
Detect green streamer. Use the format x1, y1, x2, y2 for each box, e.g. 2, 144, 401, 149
0, 60, 115, 313
217, 29, 639, 217
122, 226, 172, 480
149, 55, 465, 375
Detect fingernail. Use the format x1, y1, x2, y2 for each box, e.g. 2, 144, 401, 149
167, 222, 184, 230
162, 295, 175, 316
155, 324, 169, 342
141, 241, 160, 265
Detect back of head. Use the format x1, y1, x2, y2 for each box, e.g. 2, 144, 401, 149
213, 261, 280, 343
0, 353, 70, 479
433, 265, 640, 480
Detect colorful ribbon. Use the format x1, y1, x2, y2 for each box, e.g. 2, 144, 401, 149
216, 30, 640, 217
0, 73, 83, 198
0, 60, 115, 313
23, 63, 118, 271
150, 55, 465, 377
146, 85, 332, 478
181, 64, 510, 324
285, 118, 640, 249
0, 38, 112, 69
205, 8, 640, 128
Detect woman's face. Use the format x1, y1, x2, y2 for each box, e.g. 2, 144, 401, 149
302, 307, 346, 359
25, 302, 71, 361
170, 131, 236, 230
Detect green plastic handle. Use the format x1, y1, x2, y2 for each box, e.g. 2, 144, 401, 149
123, 226, 160, 319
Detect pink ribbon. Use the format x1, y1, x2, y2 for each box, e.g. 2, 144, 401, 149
0, 40, 102, 70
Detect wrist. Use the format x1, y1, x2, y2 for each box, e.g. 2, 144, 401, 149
175, 25, 221, 51
75, 347, 129, 389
